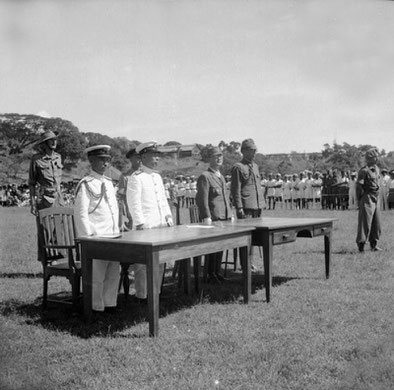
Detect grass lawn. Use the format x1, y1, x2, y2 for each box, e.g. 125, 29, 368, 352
1, 206, 394, 390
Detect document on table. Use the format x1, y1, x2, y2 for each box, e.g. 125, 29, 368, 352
185, 225, 215, 229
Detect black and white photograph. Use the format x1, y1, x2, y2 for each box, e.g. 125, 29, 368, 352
1, 1, 394, 389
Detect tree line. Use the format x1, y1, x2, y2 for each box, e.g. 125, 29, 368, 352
1, 113, 393, 182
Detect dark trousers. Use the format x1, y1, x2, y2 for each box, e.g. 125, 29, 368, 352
243, 208, 262, 218
207, 252, 223, 276
356, 195, 381, 246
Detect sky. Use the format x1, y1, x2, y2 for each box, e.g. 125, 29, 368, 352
1, 0, 394, 154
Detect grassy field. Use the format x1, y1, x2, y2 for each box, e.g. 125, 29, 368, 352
1, 206, 394, 390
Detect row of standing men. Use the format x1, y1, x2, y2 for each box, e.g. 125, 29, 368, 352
29, 132, 266, 312
28, 130, 384, 311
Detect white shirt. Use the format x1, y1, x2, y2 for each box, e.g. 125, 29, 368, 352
304, 177, 314, 199
127, 165, 172, 229
74, 171, 119, 237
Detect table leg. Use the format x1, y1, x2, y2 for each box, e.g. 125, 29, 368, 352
262, 233, 273, 303
193, 256, 201, 294
183, 258, 191, 295
147, 251, 160, 337
240, 246, 251, 303
81, 246, 93, 322
324, 232, 331, 279
120, 263, 130, 299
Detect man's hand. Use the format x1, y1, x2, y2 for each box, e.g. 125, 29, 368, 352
236, 208, 245, 219
165, 215, 174, 227
30, 203, 38, 216
203, 217, 212, 225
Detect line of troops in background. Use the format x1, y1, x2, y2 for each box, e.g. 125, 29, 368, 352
163, 167, 394, 212
6, 169, 393, 212
3, 168, 394, 212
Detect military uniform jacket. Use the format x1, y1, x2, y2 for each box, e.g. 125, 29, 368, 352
74, 171, 119, 237
29, 151, 64, 207
127, 165, 172, 229
356, 165, 380, 202
196, 168, 232, 221
231, 159, 263, 210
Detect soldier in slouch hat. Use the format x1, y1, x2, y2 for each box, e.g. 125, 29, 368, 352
29, 129, 65, 262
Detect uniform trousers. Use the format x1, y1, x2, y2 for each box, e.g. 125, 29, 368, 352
134, 263, 165, 300
244, 208, 262, 218
92, 259, 120, 311
348, 190, 357, 209
356, 195, 381, 246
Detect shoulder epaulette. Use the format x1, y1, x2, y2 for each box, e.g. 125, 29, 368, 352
232, 162, 247, 171
31, 152, 43, 161
75, 176, 93, 196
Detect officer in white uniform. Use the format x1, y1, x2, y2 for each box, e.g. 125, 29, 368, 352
74, 145, 120, 312
127, 141, 174, 301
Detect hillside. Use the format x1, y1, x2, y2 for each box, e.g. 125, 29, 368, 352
2, 112, 393, 184
0, 113, 209, 184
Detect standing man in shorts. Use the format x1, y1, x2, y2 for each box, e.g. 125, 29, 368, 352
29, 129, 65, 262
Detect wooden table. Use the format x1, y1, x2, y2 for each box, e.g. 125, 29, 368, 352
77, 224, 254, 337
234, 217, 337, 303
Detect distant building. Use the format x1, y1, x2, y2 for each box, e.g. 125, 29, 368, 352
158, 144, 201, 160
263, 152, 322, 161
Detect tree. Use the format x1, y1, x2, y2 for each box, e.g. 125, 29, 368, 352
0, 114, 46, 155
199, 144, 214, 163
321, 142, 379, 172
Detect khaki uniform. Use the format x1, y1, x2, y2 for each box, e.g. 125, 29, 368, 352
196, 167, 232, 278
29, 151, 65, 261
231, 159, 263, 217
356, 165, 381, 248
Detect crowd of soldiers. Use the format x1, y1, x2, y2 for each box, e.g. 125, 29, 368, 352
166, 167, 394, 212
4, 168, 394, 213
0, 183, 30, 207
257, 168, 394, 211
0, 181, 77, 207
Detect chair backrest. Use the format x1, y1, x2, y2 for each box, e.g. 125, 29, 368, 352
189, 205, 202, 224
38, 207, 77, 261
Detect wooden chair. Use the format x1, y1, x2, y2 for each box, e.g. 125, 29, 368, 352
38, 207, 81, 308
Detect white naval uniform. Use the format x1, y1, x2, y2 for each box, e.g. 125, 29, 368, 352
379, 173, 390, 210
283, 180, 292, 201
74, 171, 120, 311
348, 178, 357, 209
304, 177, 314, 200
312, 177, 322, 204
127, 165, 173, 299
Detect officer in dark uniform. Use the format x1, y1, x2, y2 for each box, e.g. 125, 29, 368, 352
29, 129, 65, 262
230, 138, 263, 219
117, 145, 141, 231
356, 148, 382, 252
196, 146, 233, 282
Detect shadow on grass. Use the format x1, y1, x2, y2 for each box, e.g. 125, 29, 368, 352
0, 272, 43, 278
0, 270, 298, 338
